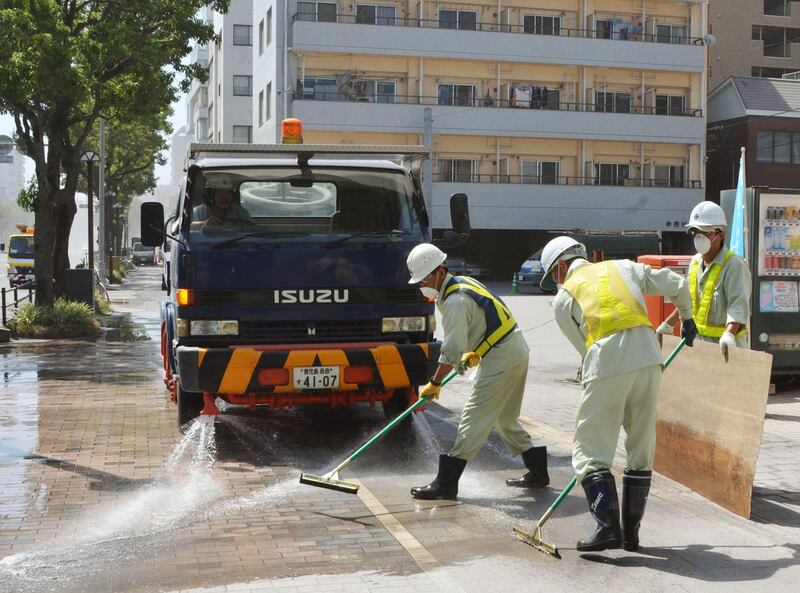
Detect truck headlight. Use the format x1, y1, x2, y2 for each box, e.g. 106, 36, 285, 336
176, 318, 189, 337
382, 316, 426, 333
190, 320, 239, 336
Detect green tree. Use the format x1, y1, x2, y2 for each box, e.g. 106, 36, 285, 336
17, 176, 37, 212
0, 0, 227, 305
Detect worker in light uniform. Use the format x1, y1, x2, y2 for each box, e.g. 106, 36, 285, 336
657, 201, 751, 361
540, 236, 696, 552
406, 243, 549, 500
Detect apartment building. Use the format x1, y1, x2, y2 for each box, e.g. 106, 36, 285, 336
709, 0, 800, 90
252, 0, 707, 272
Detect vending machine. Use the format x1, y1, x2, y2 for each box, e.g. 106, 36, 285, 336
721, 188, 800, 376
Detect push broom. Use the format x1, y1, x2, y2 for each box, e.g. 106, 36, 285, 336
299, 363, 469, 494
513, 337, 687, 559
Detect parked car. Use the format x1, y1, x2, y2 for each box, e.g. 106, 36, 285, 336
132, 242, 155, 265
446, 256, 486, 278
517, 248, 549, 293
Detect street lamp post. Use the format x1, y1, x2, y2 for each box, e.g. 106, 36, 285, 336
80, 151, 100, 272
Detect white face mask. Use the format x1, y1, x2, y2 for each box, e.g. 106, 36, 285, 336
694, 234, 712, 255
420, 286, 439, 299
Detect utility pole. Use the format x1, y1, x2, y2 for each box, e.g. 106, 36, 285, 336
98, 118, 107, 281
80, 151, 100, 271
422, 108, 433, 215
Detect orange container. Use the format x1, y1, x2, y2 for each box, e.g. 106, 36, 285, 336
637, 255, 693, 336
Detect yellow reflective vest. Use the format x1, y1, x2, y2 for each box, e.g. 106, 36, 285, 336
562, 261, 654, 350
688, 252, 747, 339
443, 275, 518, 357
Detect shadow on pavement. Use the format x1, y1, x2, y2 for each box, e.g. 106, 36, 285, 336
579, 543, 800, 582
24, 453, 152, 492
751, 486, 800, 527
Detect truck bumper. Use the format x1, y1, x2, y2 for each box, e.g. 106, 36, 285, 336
176, 342, 441, 395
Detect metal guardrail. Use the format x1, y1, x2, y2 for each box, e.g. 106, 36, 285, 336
1, 280, 35, 326
431, 173, 702, 188
294, 93, 702, 117
292, 13, 704, 46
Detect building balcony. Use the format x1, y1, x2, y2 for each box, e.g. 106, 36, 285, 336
291, 15, 705, 73
291, 96, 706, 144
430, 181, 703, 231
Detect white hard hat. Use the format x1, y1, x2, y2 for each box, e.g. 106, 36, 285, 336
540, 236, 587, 291
685, 201, 726, 231
407, 243, 447, 284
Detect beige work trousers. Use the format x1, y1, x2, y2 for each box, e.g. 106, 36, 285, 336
449, 332, 534, 461
572, 364, 662, 479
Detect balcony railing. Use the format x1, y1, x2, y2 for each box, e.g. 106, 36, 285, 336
431, 173, 702, 188
294, 92, 703, 117
293, 13, 704, 45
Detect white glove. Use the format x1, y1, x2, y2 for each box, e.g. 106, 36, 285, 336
656, 321, 674, 336
719, 331, 737, 363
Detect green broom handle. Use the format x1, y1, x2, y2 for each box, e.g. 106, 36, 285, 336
536, 337, 687, 523
331, 368, 459, 474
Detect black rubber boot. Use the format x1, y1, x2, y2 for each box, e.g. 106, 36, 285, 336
506, 446, 550, 488
577, 469, 622, 552
622, 469, 652, 552
411, 454, 467, 500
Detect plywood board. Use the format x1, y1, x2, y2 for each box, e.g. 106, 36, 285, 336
655, 335, 772, 518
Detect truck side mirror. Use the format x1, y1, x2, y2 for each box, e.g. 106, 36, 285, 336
450, 193, 470, 237
141, 202, 165, 247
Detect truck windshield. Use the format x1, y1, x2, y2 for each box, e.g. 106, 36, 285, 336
9, 236, 34, 257
187, 166, 424, 246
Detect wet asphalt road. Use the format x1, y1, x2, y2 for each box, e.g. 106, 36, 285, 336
0, 267, 798, 593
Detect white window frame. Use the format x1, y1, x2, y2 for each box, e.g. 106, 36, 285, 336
437, 158, 475, 182
258, 90, 264, 126
267, 8, 273, 45
595, 163, 630, 186
439, 9, 477, 31
355, 4, 397, 25
653, 164, 685, 188
297, 1, 338, 22
266, 82, 272, 120
656, 23, 687, 44
655, 94, 687, 116
523, 15, 562, 35
438, 83, 477, 107
232, 125, 252, 144
302, 77, 339, 101
233, 75, 253, 96
354, 79, 396, 103
521, 160, 560, 184
258, 19, 264, 55
595, 90, 632, 113
232, 24, 252, 46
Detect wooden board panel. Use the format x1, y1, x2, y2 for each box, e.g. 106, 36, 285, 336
655, 335, 772, 518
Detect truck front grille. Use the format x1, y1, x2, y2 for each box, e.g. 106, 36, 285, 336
239, 319, 386, 343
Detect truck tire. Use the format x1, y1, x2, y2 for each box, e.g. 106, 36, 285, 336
382, 389, 413, 427
177, 381, 203, 430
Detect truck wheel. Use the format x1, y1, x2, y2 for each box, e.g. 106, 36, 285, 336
177, 381, 203, 430
383, 389, 413, 426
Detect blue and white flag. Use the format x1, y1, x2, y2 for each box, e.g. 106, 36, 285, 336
729, 148, 746, 258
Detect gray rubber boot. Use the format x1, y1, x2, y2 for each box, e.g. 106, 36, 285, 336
622, 469, 652, 552
411, 454, 467, 500
506, 446, 550, 488
577, 469, 622, 552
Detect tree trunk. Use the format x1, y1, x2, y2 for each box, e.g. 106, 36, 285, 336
33, 190, 57, 307
53, 157, 81, 297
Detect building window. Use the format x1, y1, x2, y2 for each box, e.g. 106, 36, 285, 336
751, 66, 797, 78
233, 75, 253, 96
654, 165, 685, 188
266, 82, 272, 119
356, 5, 396, 25
436, 159, 474, 182
297, 2, 337, 22
595, 91, 631, 113
267, 8, 273, 45
258, 90, 264, 126
439, 10, 477, 31
523, 15, 561, 36
522, 161, 560, 184
756, 131, 800, 163
655, 94, 686, 116
302, 77, 339, 101
353, 80, 396, 103
656, 24, 687, 44
258, 19, 264, 55
764, 0, 790, 17
233, 125, 252, 144
596, 19, 636, 41
595, 163, 630, 186
233, 25, 252, 46
438, 83, 476, 106
752, 25, 800, 58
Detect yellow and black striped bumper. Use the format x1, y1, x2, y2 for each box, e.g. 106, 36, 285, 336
176, 342, 440, 394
